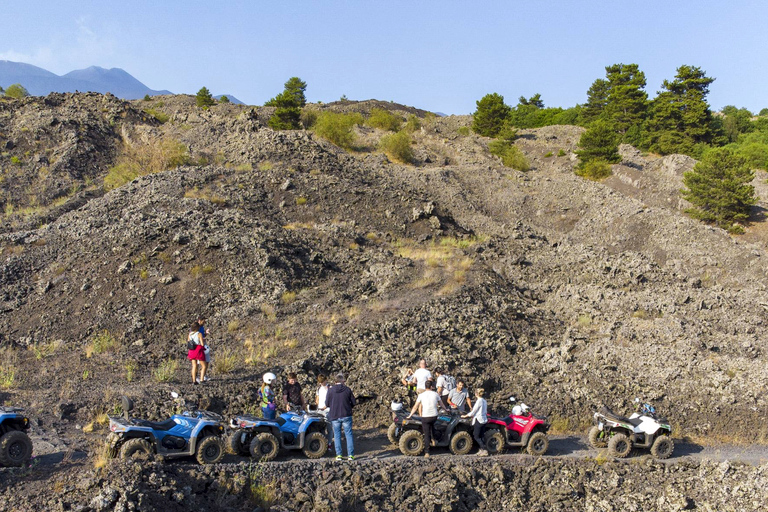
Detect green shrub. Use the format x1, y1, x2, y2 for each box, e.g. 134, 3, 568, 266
575, 159, 612, 180
219, 95, 230, 104
196, 87, 215, 108
366, 108, 402, 131
557, 149, 567, 157
313, 112, 363, 149
576, 120, 621, 165
544, 151, 553, 157
104, 138, 189, 190
457, 126, 471, 136
143, 94, 151, 101
472, 93, 511, 137
403, 115, 421, 133
144, 108, 169, 124
10, 156, 21, 165
5, 84, 29, 99
379, 131, 414, 163
488, 140, 530, 171
300, 108, 318, 129
153, 358, 178, 383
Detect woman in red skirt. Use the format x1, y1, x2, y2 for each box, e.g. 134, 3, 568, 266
187, 321, 208, 384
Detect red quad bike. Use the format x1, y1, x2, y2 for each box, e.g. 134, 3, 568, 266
484, 396, 550, 456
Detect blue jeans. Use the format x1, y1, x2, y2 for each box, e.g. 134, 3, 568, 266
262, 406, 276, 420
331, 416, 354, 457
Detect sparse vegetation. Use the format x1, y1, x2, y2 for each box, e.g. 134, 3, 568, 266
280, 291, 297, 304
86, 330, 117, 357
184, 186, 227, 205
379, 131, 414, 164
575, 159, 612, 180
153, 358, 179, 382
144, 108, 169, 123
104, 137, 189, 190
190, 264, 214, 277
366, 108, 402, 131
0, 366, 16, 389
125, 360, 138, 382
313, 111, 363, 149
488, 140, 530, 171
213, 347, 238, 374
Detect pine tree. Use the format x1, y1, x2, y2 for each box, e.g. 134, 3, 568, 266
575, 120, 621, 166
603, 64, 648, 134
265, 78, 307, 130
646, 65, 717, 155
196, 87, 215, 108
219, 95, 230, 104
283, 77, 307, 107
5, 83, 29, 99
682, 148, 756, 231
582, 78, 609, 124
472, 93, 511, 137
518, 93, 544, 108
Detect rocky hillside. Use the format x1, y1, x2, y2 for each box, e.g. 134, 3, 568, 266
1, 92, 768, 509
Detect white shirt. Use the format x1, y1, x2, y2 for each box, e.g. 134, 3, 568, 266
412, 368, 432, 390
468, 397, 488, 425
436, 375, 450, 396
415, 390, 441, 417
316, 384, 328, 410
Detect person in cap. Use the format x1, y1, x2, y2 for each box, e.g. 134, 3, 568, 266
326, 373, 356, 461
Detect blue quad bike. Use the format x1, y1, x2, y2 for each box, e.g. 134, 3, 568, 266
0, 407, 33, 467
227, 406, 329, 461
106, 393, 226, 465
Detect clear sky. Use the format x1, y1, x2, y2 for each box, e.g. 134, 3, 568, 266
1, 0, 766, 114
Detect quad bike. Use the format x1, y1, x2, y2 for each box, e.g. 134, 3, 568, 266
589, 399, 674, 459
484, 396, 550, 456
388, 400, 475, 456
106, 393, 226, 465
0, 406, 33, 467
227, 404, 328, 461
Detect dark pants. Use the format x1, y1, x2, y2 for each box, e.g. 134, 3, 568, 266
473, 422, 486, 449
421, 416, 437, 453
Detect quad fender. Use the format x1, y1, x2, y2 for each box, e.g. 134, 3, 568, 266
0, 418, 29, 434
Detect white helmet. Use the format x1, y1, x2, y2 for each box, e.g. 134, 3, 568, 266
391, 401, 403, 412
263, 372, 276, 385
512, 405, 523, 416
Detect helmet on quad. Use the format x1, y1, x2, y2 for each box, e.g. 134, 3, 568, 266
263, 372, 276, 384
512, 405, 523, 416
390, 401, 403, 412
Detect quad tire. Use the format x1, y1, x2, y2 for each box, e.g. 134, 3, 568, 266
196, 436, 224, 465
119, 438, 153, 461
303, 431, 328, 459
608, 433, 632, 458
387, 423, 398, 445
527, 432, 549, 456
0, 431, 33, 467
650, 435, 674, 459
449, 430, 473, 455
588, 426, 607, 448
484, 429, 506, 455
227, 430, 247, 455
250, 432, 280, 461
398, 429, 424, 456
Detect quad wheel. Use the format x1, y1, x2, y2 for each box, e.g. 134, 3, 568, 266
398, 429, 424, 456
608, 433, 632, 458
0, 431, 33, 467
119, 438, 153, 461
196, 436, 225, 465
387, 423, 398, 445
303, 431, 328, 459
650, 435, 674, 459
527, 432, 549, 456
483, 429, 505, 455
449, 430, 473, 455
226, 430, 247, 455
588, 426, 607, 448
250, 432, 280, 461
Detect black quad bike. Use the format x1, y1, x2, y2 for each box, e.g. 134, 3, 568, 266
388, 400, 475, 456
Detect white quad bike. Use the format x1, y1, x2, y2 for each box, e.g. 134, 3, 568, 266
589, 398, 674, 459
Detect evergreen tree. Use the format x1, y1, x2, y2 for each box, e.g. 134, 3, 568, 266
219, 95, 230, 104
518, 93, 544, 108
5, 83, 29, 99
265, 78, 307, 130
575, 120, 621, 166
472, 93, 511, 137
681, 147, 756, 231
582, 78, 609, 124
603, 64, 648, 134
760, 108, 768, 117
283, 77, 307, 107
646, 65, 717, 155
196, 87, 215, 108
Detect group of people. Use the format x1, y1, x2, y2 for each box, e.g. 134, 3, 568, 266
402, 359, 489, 457
187, 321, 485, 459
258, 370, 357, 461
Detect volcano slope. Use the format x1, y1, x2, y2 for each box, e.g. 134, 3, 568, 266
1, 93, 768, 510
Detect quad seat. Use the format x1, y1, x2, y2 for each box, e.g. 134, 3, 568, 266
134, 418, 178, 431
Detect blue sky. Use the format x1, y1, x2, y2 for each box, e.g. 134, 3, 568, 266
2, 0, 766, 114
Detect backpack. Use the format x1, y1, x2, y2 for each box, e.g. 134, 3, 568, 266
443, 375, 456, 392
186, 331, 200, 351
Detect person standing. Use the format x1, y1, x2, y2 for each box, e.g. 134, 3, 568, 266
187, 321, 207, 384
315, 374, 332, 443
283, 372, 308, 411
408, 359, 432, 394
448, 380, 472, 413
407, 380, 441, 457
463, 388, 488, 456
435, 368, 455, 408
326, 373, 356, 461
197, 316, 211, 381
259, 372, 277, 419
